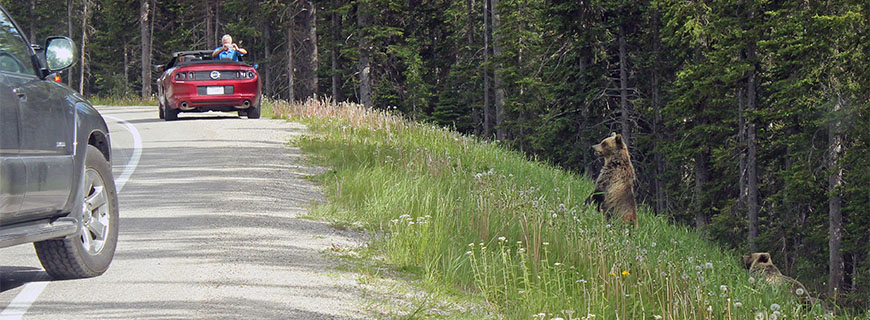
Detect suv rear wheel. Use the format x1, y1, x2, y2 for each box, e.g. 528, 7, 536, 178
34, 145, 119, 279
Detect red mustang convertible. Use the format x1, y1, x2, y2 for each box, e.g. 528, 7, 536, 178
156, 50, 261, 121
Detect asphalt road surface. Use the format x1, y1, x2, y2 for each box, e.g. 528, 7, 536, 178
0, 106, 367, 319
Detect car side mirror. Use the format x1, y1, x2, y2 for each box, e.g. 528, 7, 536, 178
155, 65, 165, 72
44, 36, 75, 72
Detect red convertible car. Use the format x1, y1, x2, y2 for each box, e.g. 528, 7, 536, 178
156, 50, 261, 121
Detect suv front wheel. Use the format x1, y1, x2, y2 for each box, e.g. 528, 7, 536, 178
34, 145, 120, 279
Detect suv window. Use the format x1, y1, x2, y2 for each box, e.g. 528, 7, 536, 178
0, 11, 35, 75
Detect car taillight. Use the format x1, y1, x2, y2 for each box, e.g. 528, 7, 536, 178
175, 72, 185, 81
54, 75, 62, 82
236, 71, 255, 79
188, 71, 195, 80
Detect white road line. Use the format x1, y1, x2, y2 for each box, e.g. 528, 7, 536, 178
103, 115, 143, 193
0, 113, 142, 320
0, 282, 47, 320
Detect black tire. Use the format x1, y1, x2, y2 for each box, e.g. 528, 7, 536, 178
164, 105, 179, 121
246, 103, 261, 119
158, 102, 165, 119
34, 145, 119, 279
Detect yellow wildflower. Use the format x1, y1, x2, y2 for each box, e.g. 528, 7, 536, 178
622, 270, 630, 276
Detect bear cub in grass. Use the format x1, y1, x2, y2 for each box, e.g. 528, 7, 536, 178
585, 132, 638, 228
743, 252, 818, 305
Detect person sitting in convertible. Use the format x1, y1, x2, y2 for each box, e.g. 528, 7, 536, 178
212, 34, 247, 61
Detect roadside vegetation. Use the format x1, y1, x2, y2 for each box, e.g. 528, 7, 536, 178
89, 95, 157, 106
272, 99, 863, 320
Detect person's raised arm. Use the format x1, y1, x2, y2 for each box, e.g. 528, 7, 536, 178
212, 46, 225, 57
232, 43, 247, 55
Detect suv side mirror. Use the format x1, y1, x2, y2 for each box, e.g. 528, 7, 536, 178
44, 36, 76, 72
154, 65, 165, 73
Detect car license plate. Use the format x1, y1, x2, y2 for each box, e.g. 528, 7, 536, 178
206, 86, 224, 95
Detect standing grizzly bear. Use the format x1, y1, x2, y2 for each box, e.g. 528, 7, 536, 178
585, 132, 638, 227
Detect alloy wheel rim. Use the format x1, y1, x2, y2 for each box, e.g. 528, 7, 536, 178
80, 168, 110, 255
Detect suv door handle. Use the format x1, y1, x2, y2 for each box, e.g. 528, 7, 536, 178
12, 88, 25, 100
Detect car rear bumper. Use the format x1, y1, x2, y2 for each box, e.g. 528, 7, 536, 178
166, 79, 260, 111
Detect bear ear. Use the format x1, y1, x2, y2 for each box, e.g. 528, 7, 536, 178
610, 132, 617, 137
614, 134, 623, 145
743, 255, 753, 269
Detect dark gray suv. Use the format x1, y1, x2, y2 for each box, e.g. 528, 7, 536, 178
0, 5, 119, 279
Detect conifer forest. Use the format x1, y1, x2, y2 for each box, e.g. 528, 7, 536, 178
2, 0, 866, 311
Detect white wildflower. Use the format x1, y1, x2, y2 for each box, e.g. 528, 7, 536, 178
465, 251, 472, 255
498, 236, 506, 242
754, 312, 765, 320
720, 285, 728, 292
705, 262, 713, 269
770, 303, 781, 312
796, 287, 805, 296
734, 302, 743, 308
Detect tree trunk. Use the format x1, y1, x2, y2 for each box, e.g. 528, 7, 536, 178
652, 59, 665, 214
330, 0, 342, 101
215, 0, 221, 38
140, 0, 151, 99
828, 94, 845, 297
206, 0, 214, 49
357, 0, 372, 107
124, 41, 129, 95
693, 148, 710, 228
79, 0, 90, 95
467, 0, 479, 135
745, 40, 760, 253
491, 0, 505, 140
287, 23, 295, 101
618, 25, 631, 146
67, 0, 73, 86
297, 0, 318, 100
482, 0, 491, 137
262, 17, 271, 98
29, 0, 35, 42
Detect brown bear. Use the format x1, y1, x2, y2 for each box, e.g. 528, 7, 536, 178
743, 252, 818, 305
585, 132, 638, 228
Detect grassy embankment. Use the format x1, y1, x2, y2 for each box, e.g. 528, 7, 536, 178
88, 95, 159, 106
271, 99, 854, 320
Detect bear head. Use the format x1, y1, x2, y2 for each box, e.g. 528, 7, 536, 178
743, 252, 774, 271
592, 132, 627, 158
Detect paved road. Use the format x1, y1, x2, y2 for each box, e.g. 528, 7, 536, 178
0, 106, 366, 319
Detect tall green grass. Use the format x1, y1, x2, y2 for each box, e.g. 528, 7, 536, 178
88, 95, 158, 106
274, 99, 859, 320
